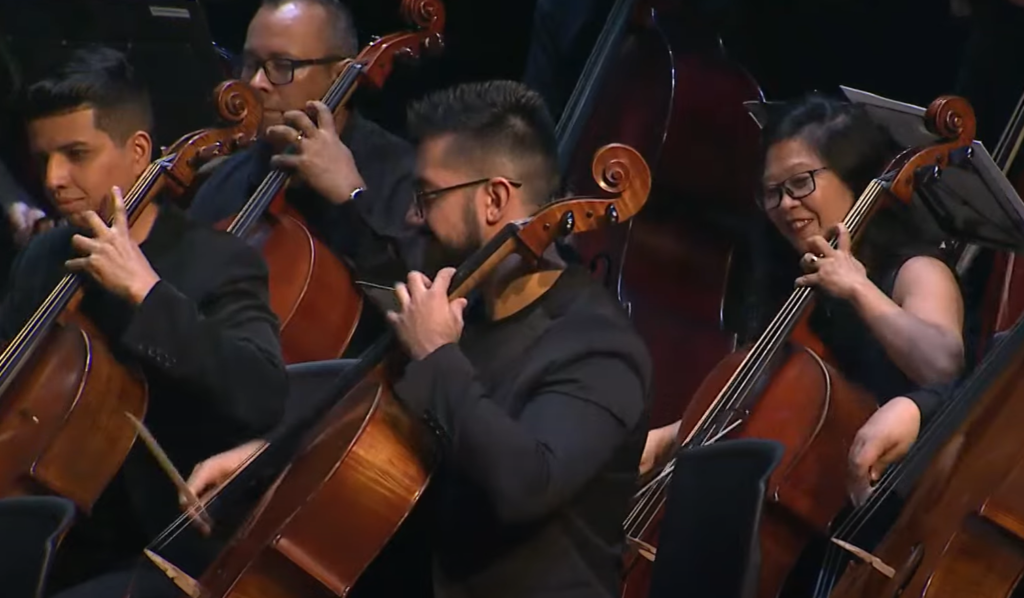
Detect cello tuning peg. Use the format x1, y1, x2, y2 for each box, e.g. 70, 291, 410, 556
394, 47, 417, 64
559, 211, 576, 236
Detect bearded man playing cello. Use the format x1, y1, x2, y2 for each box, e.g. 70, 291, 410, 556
182, 80, 652, 598
0, 46, 287, 596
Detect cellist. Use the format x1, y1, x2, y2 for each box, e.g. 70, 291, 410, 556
641, 96, 965, 503
0, 46, 287, 596
187, 0, 423, 291
185, 80, 652, 598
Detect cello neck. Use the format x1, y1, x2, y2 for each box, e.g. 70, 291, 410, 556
225, 64, 365, 237
0, 160, 167, 398
554, 0, 636, 175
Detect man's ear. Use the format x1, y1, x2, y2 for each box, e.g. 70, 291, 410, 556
126, 130, 153, 177
483, 178, 516, 225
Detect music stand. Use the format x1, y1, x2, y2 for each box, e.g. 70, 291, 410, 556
0, 0, 227, 149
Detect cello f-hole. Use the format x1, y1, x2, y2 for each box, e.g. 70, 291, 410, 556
882, 543, 923, 598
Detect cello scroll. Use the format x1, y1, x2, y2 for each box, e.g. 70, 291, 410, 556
887, 96, 976, 202
162, 80, 262, 194
517, 143, 651, 259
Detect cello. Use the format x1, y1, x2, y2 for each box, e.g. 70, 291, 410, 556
0, 79, 261, 512
151, 144, 651, 598
823, 110, 1024, 598
212, 0, 445, 365
623, 95, 977, 598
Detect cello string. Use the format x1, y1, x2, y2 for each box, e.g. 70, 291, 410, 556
226, 64, 362, 236
691, 182, 882, 445
813, 207, 1001, 597
623, 183, 886, 543
0, 161, 164, 389
148, 440, 268, 551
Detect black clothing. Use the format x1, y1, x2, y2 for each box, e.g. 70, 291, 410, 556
809, 251, 957, 422
0, 205, 287, 588
187, 111, 422, 284
393, 265, 651, 598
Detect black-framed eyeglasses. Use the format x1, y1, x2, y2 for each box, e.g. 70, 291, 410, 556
239, 55, 345, 86
413, 178, 523, 219
759, 167, 829, 210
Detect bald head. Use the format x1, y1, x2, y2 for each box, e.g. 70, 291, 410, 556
256, 0, 358, 57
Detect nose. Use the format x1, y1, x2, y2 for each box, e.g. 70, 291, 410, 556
777, 192, 801, 210
248, 67, 274, 94
44, 155, 70, 194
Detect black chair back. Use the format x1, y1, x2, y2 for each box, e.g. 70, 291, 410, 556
0, 495, 76, 598
647, 439, 784, 598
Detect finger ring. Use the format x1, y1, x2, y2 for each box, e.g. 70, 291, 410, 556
295, 132, 304, 143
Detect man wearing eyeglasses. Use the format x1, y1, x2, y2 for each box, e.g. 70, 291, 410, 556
189, 0, 420, 293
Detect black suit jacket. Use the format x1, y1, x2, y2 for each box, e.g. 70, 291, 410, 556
0, 205, 287, 579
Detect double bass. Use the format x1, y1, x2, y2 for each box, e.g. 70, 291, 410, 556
624, 96, 977, 598
151, 144, 651, 598
211, 0, 445, 364
557, 0, 765, 432
0, 80, 261, 511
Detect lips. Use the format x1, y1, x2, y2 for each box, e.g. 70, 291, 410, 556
788, 218, 814, 233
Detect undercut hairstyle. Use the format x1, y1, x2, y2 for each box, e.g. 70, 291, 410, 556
407, 80, 561, 206
24, 45, 153, 144
261, 0, 359, 57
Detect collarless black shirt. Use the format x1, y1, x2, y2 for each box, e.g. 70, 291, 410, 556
0, 205, 287, 578
393, 265, 652, 598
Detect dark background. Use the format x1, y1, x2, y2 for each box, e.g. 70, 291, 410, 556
2, 0, 1023, 166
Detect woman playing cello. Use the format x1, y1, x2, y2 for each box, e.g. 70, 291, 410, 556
643, 95, 965, 504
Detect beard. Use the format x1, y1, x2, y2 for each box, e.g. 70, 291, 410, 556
420, 198, 484, 276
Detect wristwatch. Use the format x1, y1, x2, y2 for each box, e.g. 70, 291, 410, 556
349, 186, 366, 201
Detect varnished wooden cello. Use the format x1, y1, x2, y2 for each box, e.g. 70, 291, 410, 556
823, 104, 1024, 598
624, 95, 978, 598
148, 144, 651, 598
0, 80, 261, 512
212, 0, 445, 365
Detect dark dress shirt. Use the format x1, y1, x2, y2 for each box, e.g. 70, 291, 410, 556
0, 204, 287, 586
393, 265, 652, 598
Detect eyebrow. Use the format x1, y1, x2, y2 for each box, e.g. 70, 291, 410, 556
56, 141, 91, 152
242, 49, 300, 61
414, 175, 443, 191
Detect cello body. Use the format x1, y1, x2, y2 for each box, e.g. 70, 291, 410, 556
198, 373, 435, 597
828, 319, 1024, 598
0, 317, 147, 512
224, 196, 362, 365
623, 322, 877, 598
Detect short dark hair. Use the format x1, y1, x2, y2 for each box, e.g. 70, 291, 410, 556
24, 45, 153, 144
408, 80, 560, 206
760, 94, 901, 200
260, 0, 359, 57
